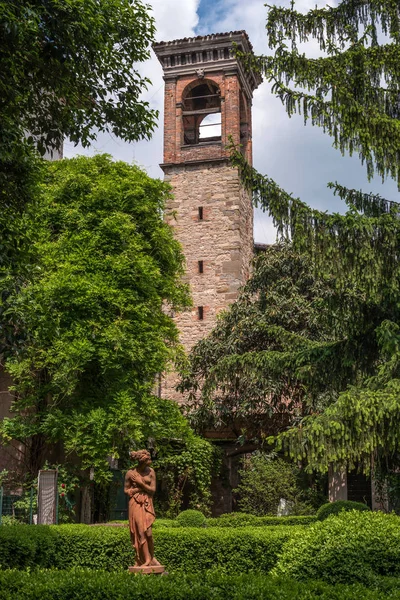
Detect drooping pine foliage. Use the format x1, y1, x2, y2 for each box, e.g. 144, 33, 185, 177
190, 151, 400, 469
229, 146, 400, 302
239, 0, 400, 185
203, 1, 400, 472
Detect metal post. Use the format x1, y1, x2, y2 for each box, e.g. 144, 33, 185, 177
0, 486, 3, 525
29, 486, 34, 525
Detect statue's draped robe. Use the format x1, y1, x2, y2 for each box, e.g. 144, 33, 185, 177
126, 469, 155, 565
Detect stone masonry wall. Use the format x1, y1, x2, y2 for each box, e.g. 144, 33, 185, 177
161, 160, 253, 402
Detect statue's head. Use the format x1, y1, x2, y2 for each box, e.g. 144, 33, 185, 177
130, 449, 151, 465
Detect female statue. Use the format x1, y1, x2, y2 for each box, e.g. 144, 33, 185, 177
124, 449, 162, 569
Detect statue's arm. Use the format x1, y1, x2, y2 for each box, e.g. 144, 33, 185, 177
148, 469, 156, 496
135, 469, 156, 497
124, 470, 137, 497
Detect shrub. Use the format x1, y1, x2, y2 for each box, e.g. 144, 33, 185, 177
0, 515, 21, 526
0, 523, 300, 573
153, 518, 181, 528
0, 525, 132, 571
155, 526, 299, 573
110, 514, 317, 528
234, 454, 313, 516
175, 510, 206, 527
0, 570, 399, 600
316, 500, 370, 521
206, 514, 317, 527
274, 511, 400, 584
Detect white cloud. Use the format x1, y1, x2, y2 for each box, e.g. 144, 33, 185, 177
150, 0, 200, 41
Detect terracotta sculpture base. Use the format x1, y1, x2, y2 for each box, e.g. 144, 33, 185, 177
128, 565, 166, 575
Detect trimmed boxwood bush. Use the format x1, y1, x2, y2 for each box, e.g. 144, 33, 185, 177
316, 500, 370, 521
1, 570, 400, 600
274, 511, 400, 584
155, 526, 299, 573
112, 514, 316, 528
206, 513, 317, 527
175, 510, 206, 527
0, 524, 301, 573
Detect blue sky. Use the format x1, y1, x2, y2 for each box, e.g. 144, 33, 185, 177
65, 0, 399, 243
197, 0, 224, 23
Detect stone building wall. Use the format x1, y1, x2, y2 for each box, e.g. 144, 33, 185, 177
161, 160, 253, 402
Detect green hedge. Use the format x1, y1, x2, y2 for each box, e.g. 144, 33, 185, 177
1, 570, 400, 600
206, 513, 317, 527
114, 514, 316, 528
155, 526, 299, 573
154, 519, 181, 528
316, 500, 370, 521
274, 511, 400, 584
0, 524, 301, 573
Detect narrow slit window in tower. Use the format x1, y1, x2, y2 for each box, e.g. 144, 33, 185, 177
198, 260, 204, 273
198, 306, 204, 320
198, 206, 203, 220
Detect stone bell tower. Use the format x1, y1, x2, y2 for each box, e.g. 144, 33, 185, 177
153, 32, 261, 401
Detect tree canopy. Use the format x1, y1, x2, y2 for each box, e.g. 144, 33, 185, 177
186, 0, 400, 473
0, 155, 196, 482
180, 244, 392, 454
0, 2, 216, 510
0, 0, 158, 208
240, 0, 400, 185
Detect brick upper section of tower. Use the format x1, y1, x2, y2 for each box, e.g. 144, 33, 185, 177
153, 31, 262, 167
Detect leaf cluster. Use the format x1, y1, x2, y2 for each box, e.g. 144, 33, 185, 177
1, 0, 157, 153
0, 0, 158, 209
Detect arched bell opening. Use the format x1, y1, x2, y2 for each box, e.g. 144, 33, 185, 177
182, 81, 221, 145
199, 113, 222, 141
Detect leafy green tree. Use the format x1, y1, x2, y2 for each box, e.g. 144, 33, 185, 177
226, 154, 400, 473
0, 3, 216, 508
234, 453, 313, 516
183, 0, 400, 475
0, 155, 195, 481
0, 0, 157, 208
180, 244, 339, 438
180, 244, 388, 449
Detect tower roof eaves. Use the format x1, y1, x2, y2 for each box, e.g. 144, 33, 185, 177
153, 30, 254, 52
153, 30, 262, 91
